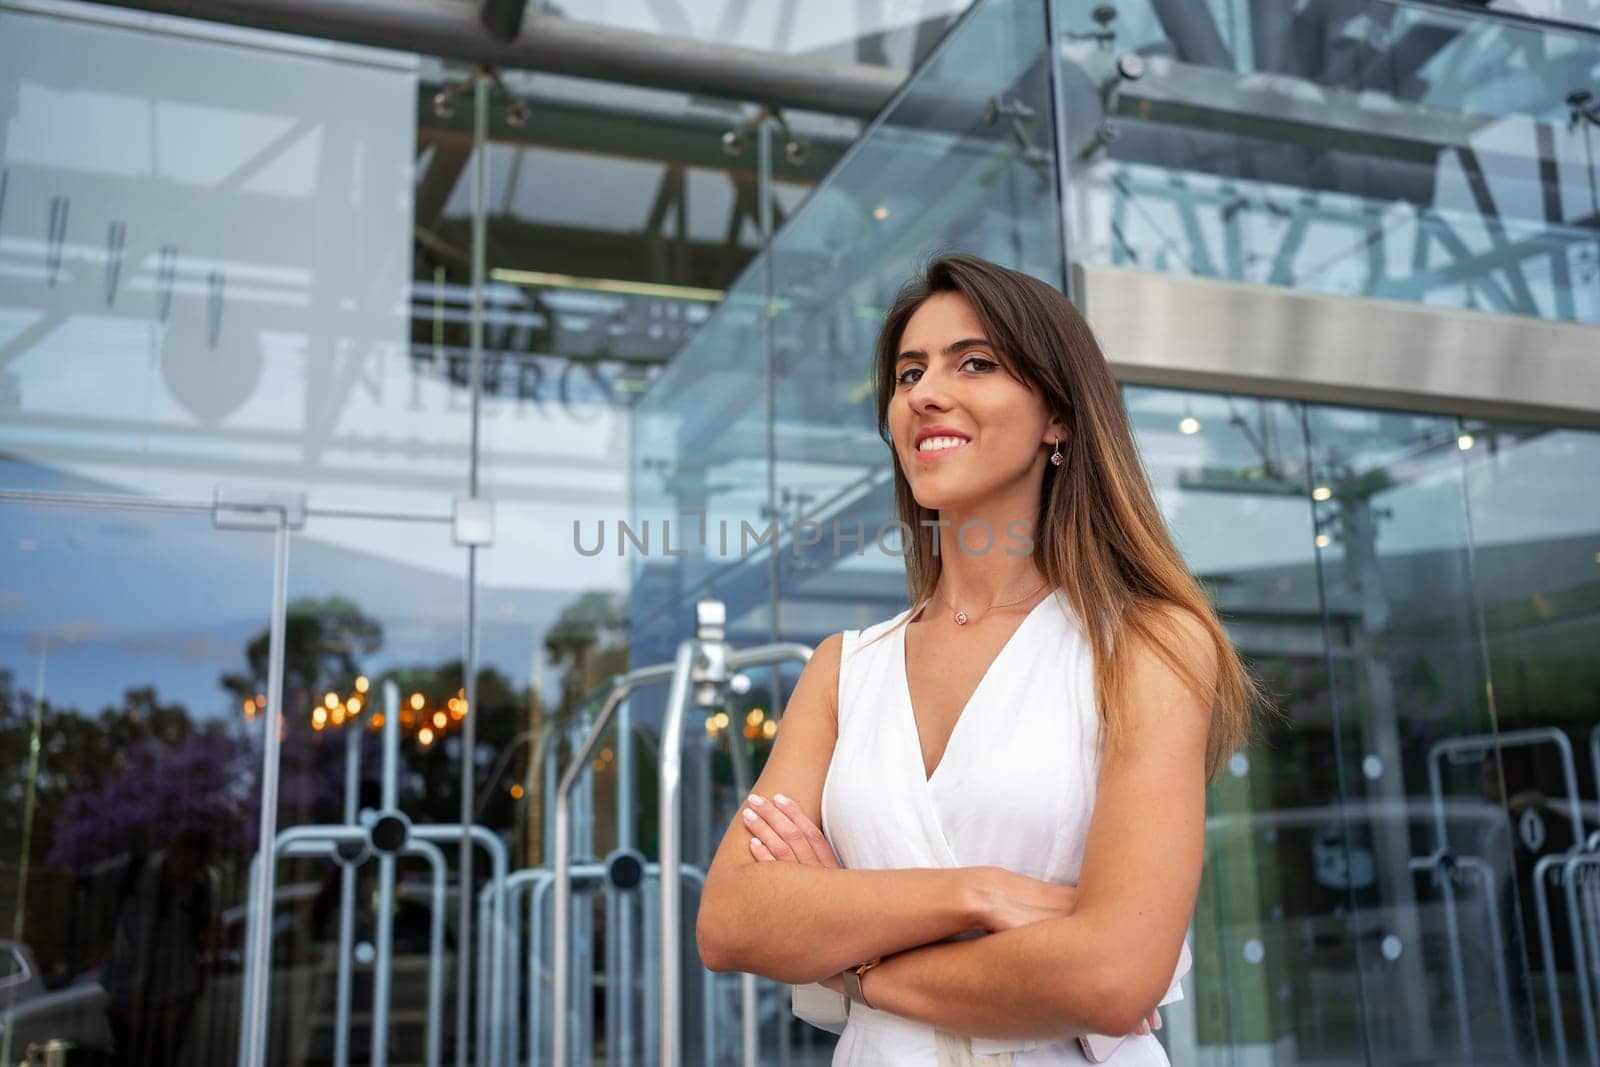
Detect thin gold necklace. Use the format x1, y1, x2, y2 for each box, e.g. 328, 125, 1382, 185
931, 580, 1047, 627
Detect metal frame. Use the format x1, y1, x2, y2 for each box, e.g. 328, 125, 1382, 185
505, 860, 713, 1065
268, 831, 447, 1067
236, 678, 511, 1067
1427, 728, 1582, 1065
550, 597, 814, 1067
659, 636, 815, 1067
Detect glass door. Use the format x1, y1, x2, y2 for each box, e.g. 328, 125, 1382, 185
0, 491, 285, 1067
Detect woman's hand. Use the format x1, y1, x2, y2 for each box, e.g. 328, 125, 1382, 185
971, 866, 1080, 934
740, 793, 842, 868
742, 796, 1161, 1037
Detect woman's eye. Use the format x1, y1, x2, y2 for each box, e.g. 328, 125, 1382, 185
896, 357, 995, 386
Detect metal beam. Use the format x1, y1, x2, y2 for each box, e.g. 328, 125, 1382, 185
478, 0, 526, 44
1074, 260, 1600, 429
78, 0, 905, 118
415, 84, 852, 184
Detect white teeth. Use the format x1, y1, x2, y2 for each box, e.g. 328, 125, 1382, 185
917, 436, 969, 452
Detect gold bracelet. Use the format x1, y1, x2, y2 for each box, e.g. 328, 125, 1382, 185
841, 956, 882, 1008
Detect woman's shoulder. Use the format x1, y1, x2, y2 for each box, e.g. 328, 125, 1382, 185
843, 605, 914, 649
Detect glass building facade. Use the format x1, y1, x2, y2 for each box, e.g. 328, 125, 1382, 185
1, 0, 1598, 1064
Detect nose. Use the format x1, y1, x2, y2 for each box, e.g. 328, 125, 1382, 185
905, 367, 952, 415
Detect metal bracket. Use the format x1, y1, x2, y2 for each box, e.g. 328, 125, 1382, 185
453, 496, 495, 547
212, 487, 307, 531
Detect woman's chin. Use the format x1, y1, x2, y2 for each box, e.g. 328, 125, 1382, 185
911, 485, 975, 514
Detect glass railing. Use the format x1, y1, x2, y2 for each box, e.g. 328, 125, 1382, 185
629, 0, 1600, 1062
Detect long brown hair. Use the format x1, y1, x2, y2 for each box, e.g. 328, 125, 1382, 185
866, 251, 1265, 782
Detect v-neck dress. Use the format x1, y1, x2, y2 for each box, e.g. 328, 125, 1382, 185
793, 591, 1187, 1065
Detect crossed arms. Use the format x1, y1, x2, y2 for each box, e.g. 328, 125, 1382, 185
696, 610, 1214, 1042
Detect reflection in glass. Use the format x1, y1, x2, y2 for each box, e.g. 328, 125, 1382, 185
0, 499, 275, 1065
1054, 0, 1600, 324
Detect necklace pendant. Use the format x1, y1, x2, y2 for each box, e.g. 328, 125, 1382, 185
953, 610, 969, 625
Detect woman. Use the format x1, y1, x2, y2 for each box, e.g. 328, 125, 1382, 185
696, 252, 1262, 1064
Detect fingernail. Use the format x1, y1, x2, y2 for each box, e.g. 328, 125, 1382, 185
748, 794, 765, 806
742, 808, 757, 821
1154, 1015, 1162, 1030
749, 838, 764, 851
1138, 1022, 1149, 1035
774, 793, 790, 805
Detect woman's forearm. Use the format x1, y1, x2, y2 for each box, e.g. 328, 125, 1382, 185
696, 863, 983, 984
857, 914, 1129, 1040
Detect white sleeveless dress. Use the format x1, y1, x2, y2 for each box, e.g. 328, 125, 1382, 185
791, 591, 1187, 1065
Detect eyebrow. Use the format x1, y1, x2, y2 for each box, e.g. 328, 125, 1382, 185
895, 337, 993, 365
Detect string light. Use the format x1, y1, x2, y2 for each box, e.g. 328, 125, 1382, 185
705, 706, 781, 744
242, 671, 470, 751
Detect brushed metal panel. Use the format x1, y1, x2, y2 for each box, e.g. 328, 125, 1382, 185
1073, 261, 1600, 428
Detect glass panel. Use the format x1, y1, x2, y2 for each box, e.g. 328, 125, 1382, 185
1302, 403, 1507, 1063
1052, 0, 1600, 324
248, 512, 467, 1065
0, 6, 432, 509
0, 496, 275, 1066
630, 263, 772, 658
768, 0, 1067, 639
1459, 417, 1600, 1061
1121, 386, 1341, 1064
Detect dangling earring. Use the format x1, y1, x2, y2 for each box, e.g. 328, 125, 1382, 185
1049, 438, 1064, 467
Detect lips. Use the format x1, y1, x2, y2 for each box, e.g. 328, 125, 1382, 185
914, 425, 970, 445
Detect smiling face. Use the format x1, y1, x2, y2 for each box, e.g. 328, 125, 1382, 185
887, 290, 1063, 514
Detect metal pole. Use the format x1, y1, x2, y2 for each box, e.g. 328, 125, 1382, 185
0, 635, 48, 1067
61, 1, 904, 119
656, 642, 699, 1067
496, 870, 559, 1065
1563, 852, 1600, 1064
1534, 854, 1571, 1065
758, 114, 780, 651
373, 682, 402, 1067
643, 877, 659, 1067
335, 724, 362, 1067
618, 700, 635, 1062
552, 661, 679, 1065
458, 66, 489, 1067
554, 688, 623, 1067
721, 698, 759, 1067
242, 515, 291, 1067
532, 872, 556, 1065
477, 882, 495, 1063
1040, 0, 1079, 302
415, 824, 508, 1067
1457, 856, 1518, 1062
409, 839, 449, 1067
660, 641, 812, 1066
476, 881, 492, 1063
